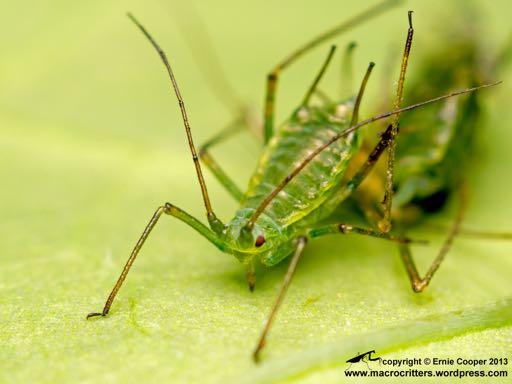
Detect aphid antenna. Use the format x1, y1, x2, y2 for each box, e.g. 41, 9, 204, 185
246, 81, 501, 226
127, 13, 223, 231
169, 2, 245, 115
350, 61, 376, 126
274, 0, 403, 72
301, 45, 337, 107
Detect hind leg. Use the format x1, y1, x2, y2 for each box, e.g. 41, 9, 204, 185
398, 184, 467, 292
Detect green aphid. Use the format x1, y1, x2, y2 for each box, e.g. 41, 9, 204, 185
86, 1, 499, 361
392, 7, 507, 211
350, 5, 511, 294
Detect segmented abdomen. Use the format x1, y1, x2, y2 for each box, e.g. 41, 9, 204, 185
240, 116, 360, 227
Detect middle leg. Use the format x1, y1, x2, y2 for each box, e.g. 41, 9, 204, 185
199, 115, 250, 202
253, 236, 308, 362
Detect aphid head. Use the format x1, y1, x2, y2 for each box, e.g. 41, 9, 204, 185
224, 210, 282, 263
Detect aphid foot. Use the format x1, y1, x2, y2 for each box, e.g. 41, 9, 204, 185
252, 344, 264, 364
412, 280, 428, 293
252, 336, 267, 363
246, 265, 256, 292
86, 311, 107, 320
247, 276, 256, 292
378, 219, 391, 233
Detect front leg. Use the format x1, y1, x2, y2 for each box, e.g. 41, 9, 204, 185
87, 203, 228, 319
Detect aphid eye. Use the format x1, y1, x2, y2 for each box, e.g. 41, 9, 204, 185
255, 235, 266, 247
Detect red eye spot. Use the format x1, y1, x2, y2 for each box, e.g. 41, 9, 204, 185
255, 235, 266, 247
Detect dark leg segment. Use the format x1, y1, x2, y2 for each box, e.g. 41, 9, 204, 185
253, 236, 308, 362
340, 124, 394, 201
245, 83, 499, 228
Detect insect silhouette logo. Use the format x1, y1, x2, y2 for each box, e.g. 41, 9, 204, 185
345, 350, 383, 371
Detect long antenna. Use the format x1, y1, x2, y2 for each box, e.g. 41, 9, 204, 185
245, 82, 500, 227
274, 0, 402, 73
170, 2, 245, 114
263, 0, 403, 142
127, 13, 219, 226
301, 46, 337, 106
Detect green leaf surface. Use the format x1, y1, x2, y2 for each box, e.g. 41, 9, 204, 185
1, 1, 512, 383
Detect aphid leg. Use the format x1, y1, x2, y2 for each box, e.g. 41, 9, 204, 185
343, 124, 395, 197
340, 41, 357, 96
245, 261, 256, 292
398, 184, 467, 292
350, 61, 375, 126
301, 46, 337, 107
379, 11, 414, 233
263, 0, 402, 142
309, 123, 400, 240
128, 14, 224, 233
199, 116, 247, 202
253, 236, 308, 362
307, 223, 419, 244
87, 203, 228, 319
246, 83, 500, 228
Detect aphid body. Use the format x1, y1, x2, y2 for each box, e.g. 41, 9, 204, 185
351, 8, 509, 292
87, 2, 500, 361
227, 101, 360, 267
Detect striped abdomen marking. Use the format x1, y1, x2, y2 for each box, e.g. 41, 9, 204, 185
241, 111, 360, 227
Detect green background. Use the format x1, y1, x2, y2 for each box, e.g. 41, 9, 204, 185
1, 0, 511, 383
